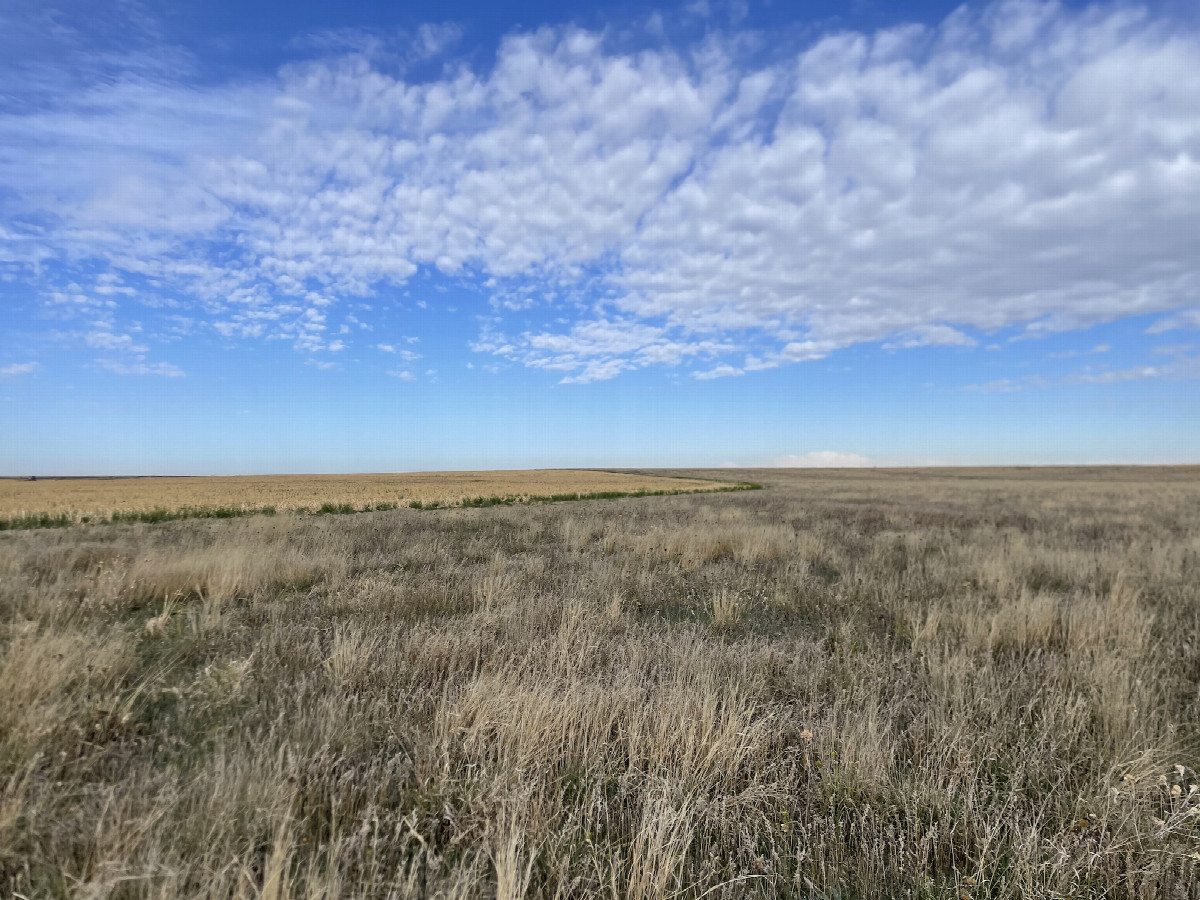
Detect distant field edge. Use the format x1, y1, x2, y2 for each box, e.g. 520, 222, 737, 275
0, 477, 761, 532
413, 480, 761, 510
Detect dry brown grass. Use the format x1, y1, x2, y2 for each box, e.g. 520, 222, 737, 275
0, 470, 729, 521
1, 467, 1199, 898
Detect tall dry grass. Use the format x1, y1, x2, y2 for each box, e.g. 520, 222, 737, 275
1, 467, 1198, 898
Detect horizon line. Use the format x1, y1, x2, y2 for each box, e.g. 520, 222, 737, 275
3, 463, 1199, 479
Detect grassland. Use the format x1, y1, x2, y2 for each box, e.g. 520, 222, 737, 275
0, 470, 737, 529
1, 467, 1199, 898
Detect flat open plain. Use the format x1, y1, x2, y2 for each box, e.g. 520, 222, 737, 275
1, 467, 1198, 898
0, 470, 730, 523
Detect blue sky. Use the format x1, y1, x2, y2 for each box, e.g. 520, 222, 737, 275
2, 0, 1199, 474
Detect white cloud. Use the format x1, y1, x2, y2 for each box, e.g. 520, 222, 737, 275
693, 364, 744, 380
388, 369, 415, 381
3, 2, 1200, 380
884, 326, 978, 350
377, 344, 421, 361
93, 358, 184, 377
414, 22, 463, 60
85, 330, 148, 353
474, 317, 738, 383
967, 375, 1050, 393
1068, 365, 1161, 384
1147, 308, 1200, 334
971, 349, 1200, 390
1050, 342, 1109, 359
0, 362, 39, 376
1067, 351, 1200, 384
1153, 344, 1194, 356
768, 451, 872, 468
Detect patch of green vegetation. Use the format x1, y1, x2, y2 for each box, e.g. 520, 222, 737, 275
0, 505, 279, 531
460, 495, 515, 508
0, 511, 76, 531
315, 502, 357, 515
309, 500, 401, 515
409, 499, 444, 510
110, 505, 278, 525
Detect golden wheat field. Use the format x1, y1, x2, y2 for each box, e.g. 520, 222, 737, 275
2, 467, 1199, 898
0, 470, 727, 521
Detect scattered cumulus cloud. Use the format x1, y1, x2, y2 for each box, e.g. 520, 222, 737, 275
377, 344, 421, 361
93, 358, 184, 377
474, 317, 737, 383
85, 330, 148, 353
0, 362, 39, 376
3, 2, 1200, 381
1067, 365, 1162, 385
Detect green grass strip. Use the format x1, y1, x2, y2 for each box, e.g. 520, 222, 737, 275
0, 511, 78, 531
0, 505, 278, 531
424, 482, 762, 510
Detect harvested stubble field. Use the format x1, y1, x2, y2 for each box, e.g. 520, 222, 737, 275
2, 466, 1199, 899
0, 470, 730, 528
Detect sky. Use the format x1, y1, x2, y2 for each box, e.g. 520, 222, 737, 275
1, 0, 1199, 474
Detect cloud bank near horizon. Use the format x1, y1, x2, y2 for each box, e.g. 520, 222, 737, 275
3, 1, 1200, 382
768, 451, 873, 468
